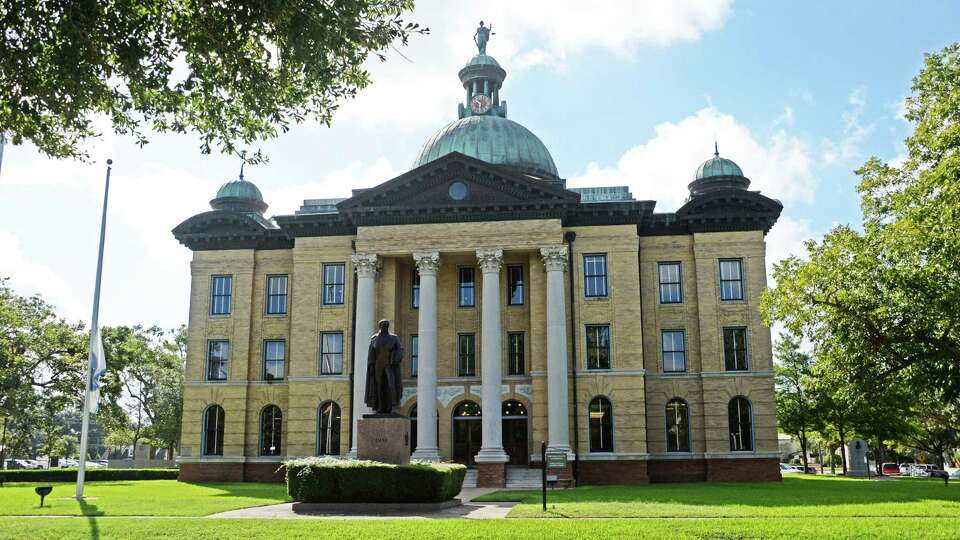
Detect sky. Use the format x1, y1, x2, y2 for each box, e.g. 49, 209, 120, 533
1, 0, 957, 330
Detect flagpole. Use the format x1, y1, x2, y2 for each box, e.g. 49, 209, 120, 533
76, 159, 112, 499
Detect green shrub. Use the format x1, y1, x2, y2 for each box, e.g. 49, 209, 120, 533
0, 468, 178, 483
285, 457, 466, 503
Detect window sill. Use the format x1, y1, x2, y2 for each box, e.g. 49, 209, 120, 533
208, 314, 231, 319
719, 299, 747, 305
584, 296, 610, 302
320, 303, 346, 309
263, 313, 288, 318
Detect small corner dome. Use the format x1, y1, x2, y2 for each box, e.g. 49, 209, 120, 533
688, 147, 750, 197
211, 178, 268, 214
695, 155, 744, 180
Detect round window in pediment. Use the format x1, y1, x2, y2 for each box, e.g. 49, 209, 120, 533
448, 181, 469, 201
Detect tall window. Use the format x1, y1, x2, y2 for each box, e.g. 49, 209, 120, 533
508, 333, 525, 375
410, 335, 419, 377
210, 275, 232, 315
323, 263, 345, 305
263, 340, 285, 380
207, 340, 229, 381
583, 254, 609, 297
666, 399, 690, 452
265, 275, 288, 314
260, 405, 282, 456
723, 328, 749, 371
412, 272, 420, 309
728, 397, 753, 451
317, 402, 341, 456
507, 265, 524, 305
586, 325, 611, 370
202, 405, 225, 456
458, 334, 476, 376
458, 267, 476, 307
588, 396, 613, 452
661, 330, 686, 372
719, 259, 744, 301
320, 332, 343, 375
658, 262, 682, 304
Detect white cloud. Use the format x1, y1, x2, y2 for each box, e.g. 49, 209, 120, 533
821, 86, 873, 165
264, 158, 399, 216
764, 216, 816, 276
569, 106, 815, 211
774, 105, 795, 127
0, 229, 85, 321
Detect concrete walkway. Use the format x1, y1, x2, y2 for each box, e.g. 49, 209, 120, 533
207, 487, 516, 520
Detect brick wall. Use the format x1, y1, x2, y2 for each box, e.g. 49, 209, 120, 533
647, 459, 707, 482
705, 458, 780, 481
578, 460, 649, 485
476, 462, 506, 488
178, 462, 285, 483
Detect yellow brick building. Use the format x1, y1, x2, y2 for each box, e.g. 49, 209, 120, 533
173, 36, 783, 486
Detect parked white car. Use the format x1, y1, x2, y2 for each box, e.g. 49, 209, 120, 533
911, 464, 936, 477
780, 463, 802, 474
899, 463, 911, 474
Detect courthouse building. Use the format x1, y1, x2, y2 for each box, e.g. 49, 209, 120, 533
173, 34, 784, 486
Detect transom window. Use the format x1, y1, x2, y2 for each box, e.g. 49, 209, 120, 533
266, 275, 288, 314
320, 332, 344, 375
412, 271, 420, 309
583, 254, 609, 298
588, 396, 613, 452
586, 325, 611, 370
458, 267, 476, 307
260, 405, 282, 456
728, 397, 753, 451
458, 333, 476, 376
210, 275, 232, 315
723, 328, 749, 371
263, 340, 285, 380
323, 263, 345, 305
207, 340, 229, 381
410, 335, 419, 377
507, 333, 525, 375
317, 401, 341, 456
202, 405, 225, 456
661, 330, 686, 372
666, 399, 690, 452
658, 262, 682, 304
719, 259, 744, 301
507, 265, 524, 305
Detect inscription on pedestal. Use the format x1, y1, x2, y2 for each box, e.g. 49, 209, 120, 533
357, 416, 411, 465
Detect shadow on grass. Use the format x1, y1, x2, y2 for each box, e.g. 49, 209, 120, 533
78, 498, 100, 539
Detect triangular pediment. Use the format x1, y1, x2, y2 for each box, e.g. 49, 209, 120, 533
337, 153, 579, 216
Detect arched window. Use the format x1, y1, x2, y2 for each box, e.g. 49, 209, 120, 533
453, 400, 481, 417
665, 399, 690, 452
588, 396, 613, 453
202, 405, 224, 456
728, 397, 753, 451
260, 405, 282, 456
502, 400, 528, 417
317, 401, 341, 456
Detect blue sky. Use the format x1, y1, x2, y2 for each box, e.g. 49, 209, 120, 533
1, 0, 957, 329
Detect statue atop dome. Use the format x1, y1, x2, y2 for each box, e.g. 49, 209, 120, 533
474, 21, 494, 54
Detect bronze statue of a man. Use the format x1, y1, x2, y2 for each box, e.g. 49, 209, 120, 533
364, 319, 403, 415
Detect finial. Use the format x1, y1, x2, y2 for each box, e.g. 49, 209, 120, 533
714, 140, 719, 157
239, 161, 245, 181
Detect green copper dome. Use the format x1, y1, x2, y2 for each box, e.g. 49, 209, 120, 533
688, 145, 750, 197
695, 154, 744, 180
211, 177, 268, 214
414, 115, 559, 180
467, 54, 501, 67
216, 178, 264, 201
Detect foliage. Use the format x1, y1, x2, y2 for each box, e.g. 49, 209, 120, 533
0, 467, 177, 482
761, 43, 960, 402
285, 457, 466, 503
904, 392, 960, 468
774, 333, 820, 471
0, 0, 425, 161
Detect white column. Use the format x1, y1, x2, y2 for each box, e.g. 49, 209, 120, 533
541, 246, 572, 456
474, 248, 509, 463
349, 253, 379, 458
411, 251, 441, 461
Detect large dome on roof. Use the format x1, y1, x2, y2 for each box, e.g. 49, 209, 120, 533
413, 115, 559, 181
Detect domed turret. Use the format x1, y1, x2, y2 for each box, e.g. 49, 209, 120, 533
688, 143, 750, 197
210, 165, 268, 214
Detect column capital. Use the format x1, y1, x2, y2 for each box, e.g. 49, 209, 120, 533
540, 246, 568, 272
351, 253, 380, 278
413, 251, 440, 275
476, 248, 504, 273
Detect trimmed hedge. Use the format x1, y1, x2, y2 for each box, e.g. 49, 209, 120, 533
285, 457, 466, 503
0, 468, 178, 483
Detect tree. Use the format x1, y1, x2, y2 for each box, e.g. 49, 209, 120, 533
0, 1, 426, 161
774, 333, 819, 472
761, 43, 960, 401
905, 392, 960, 469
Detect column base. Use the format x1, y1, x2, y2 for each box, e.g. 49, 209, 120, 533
347, 448, 358, 459
411, 447, 441, 461
476, 461, 507, 488
474, 448, 510, 463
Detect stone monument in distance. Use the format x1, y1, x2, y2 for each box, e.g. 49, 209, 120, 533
845, 438, 870, 477
356, 319, 410, 464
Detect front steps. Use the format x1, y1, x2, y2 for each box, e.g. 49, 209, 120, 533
461, 467, 541, 489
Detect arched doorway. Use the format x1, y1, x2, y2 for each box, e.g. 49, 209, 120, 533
452, 400, 482, 466
502, 400, 529, 466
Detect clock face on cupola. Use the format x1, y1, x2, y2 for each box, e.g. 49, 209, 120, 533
470, 94, 491, 114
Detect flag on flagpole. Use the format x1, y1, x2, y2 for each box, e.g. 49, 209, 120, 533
89, 326, 106, 414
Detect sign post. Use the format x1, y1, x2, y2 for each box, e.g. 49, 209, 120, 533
540, 441, 546, 512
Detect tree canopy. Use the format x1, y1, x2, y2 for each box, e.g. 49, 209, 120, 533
0, 0, 425, 161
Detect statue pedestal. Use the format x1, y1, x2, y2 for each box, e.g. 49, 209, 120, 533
357, 415, 410, 465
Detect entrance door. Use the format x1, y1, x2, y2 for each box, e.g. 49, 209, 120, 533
502, 400, 529, 466
452, 400, 482, 466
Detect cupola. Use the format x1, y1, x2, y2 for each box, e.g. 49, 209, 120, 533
688, 143, 751, 197
210, 164, 268, 214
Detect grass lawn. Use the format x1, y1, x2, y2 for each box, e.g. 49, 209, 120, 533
0, 480, 289, 516
475, 475, 960, 519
